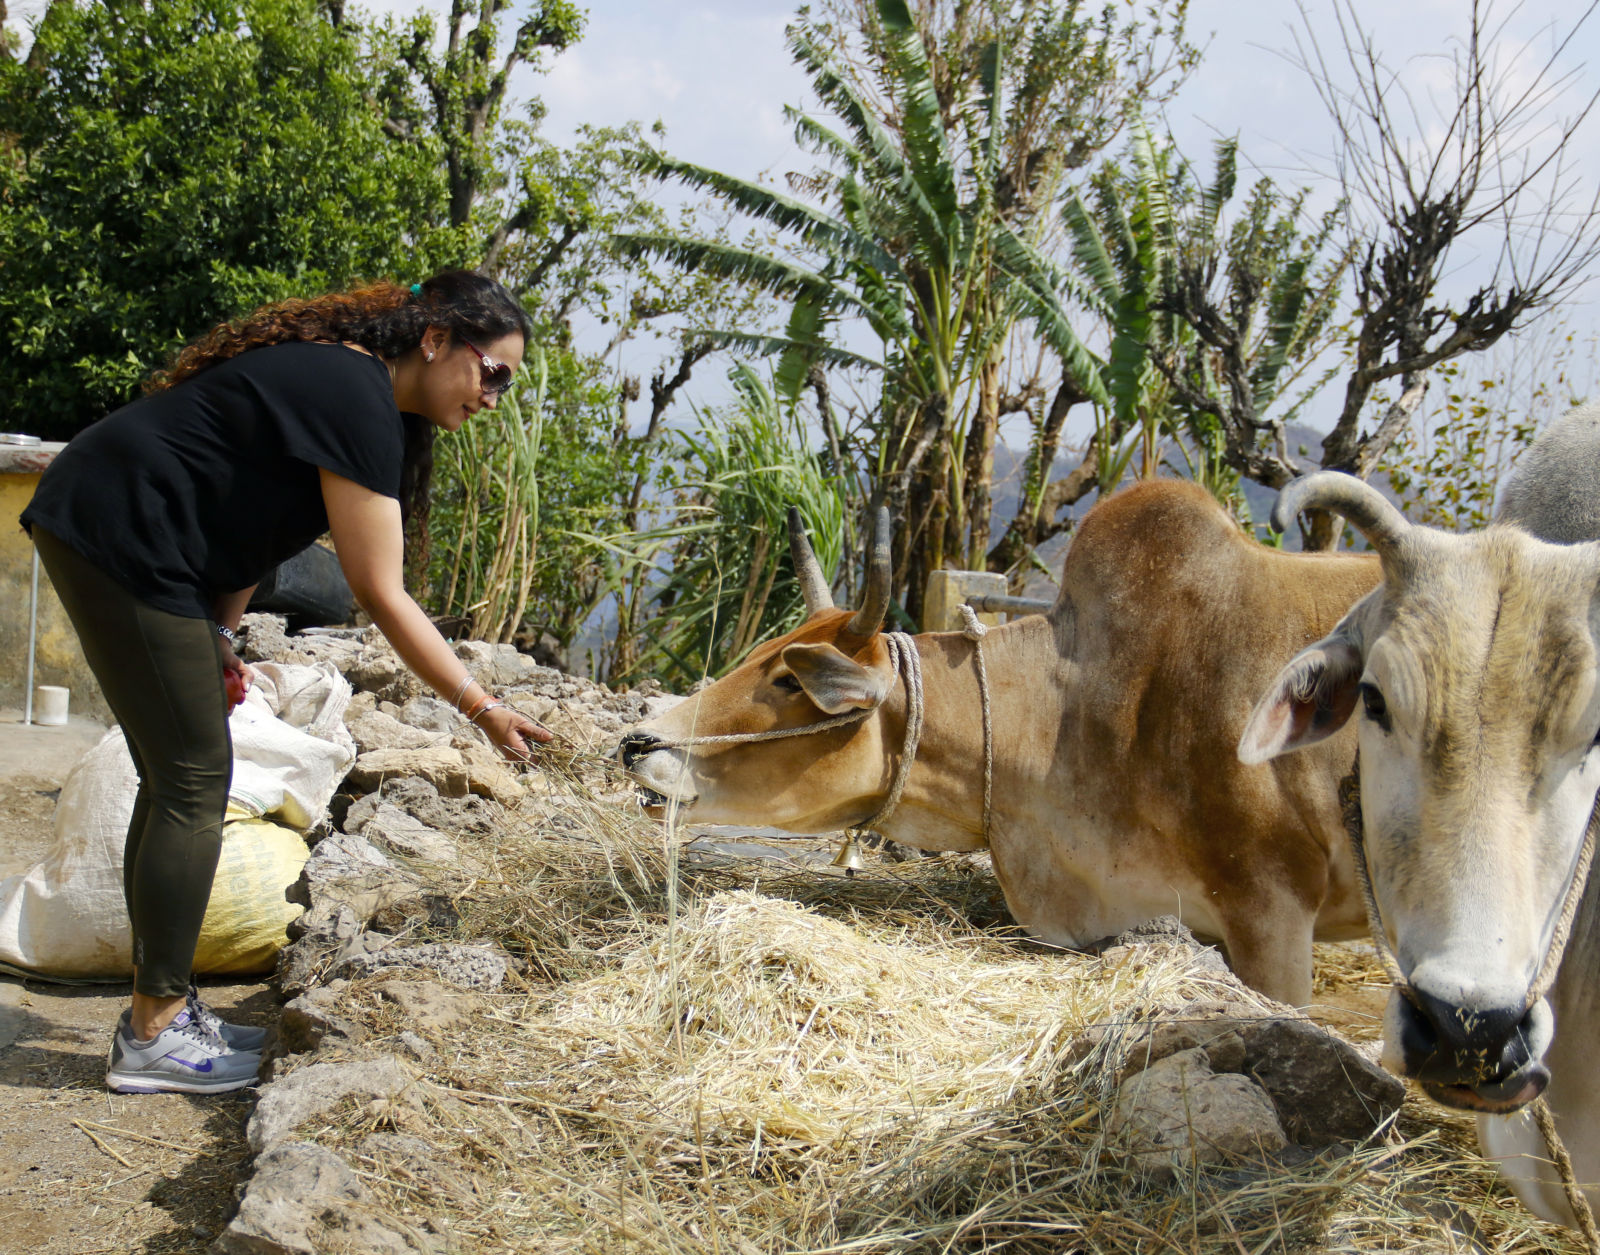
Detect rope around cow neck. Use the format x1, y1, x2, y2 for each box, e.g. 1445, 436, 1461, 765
957, 605, 994, 840
649, 622, 994, 843
1338, 762, 1600, 1251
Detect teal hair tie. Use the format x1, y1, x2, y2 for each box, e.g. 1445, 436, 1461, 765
410, 283, 422, 295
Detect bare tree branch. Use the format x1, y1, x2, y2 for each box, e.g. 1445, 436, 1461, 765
1287, 0, 1600, 548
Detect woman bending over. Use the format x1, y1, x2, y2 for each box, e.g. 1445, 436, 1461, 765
21, 269, 549, 1094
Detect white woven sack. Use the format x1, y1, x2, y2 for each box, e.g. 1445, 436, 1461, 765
0, 662, 356, 982
227, 661, 356, 827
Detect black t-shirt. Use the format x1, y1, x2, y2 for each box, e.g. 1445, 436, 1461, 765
22, 342, 403, 618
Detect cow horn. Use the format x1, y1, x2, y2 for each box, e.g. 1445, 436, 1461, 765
787, 506, 834, 615
1272, 471, 1411, 556
846, 507, 892, 637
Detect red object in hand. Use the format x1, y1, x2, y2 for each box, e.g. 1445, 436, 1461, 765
224, 667, 246, 711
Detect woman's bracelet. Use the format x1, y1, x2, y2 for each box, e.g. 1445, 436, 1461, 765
217, 624, 236, 644
448, 675, 474, 712
463, 694, 505, 725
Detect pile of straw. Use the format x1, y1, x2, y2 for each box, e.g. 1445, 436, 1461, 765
311, 761, 1585, 1254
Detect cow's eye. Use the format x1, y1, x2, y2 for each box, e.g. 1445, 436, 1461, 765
772, 673, 803, 694
1359, 682, 1391, 731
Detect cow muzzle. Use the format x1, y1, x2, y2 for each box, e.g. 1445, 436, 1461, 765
1384, 988, 1553, 1113
616, 731, 698, 814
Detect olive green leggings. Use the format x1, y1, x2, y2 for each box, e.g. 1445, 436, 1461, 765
32, 527, 231, 999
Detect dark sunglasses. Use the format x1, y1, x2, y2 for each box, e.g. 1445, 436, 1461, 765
459, 336, 516, 397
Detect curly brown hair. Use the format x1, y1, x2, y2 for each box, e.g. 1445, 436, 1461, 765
146, 269, 533, 583
147, 270, 532, 392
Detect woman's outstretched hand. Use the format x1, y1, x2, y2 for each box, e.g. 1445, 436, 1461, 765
476, 702, 554, 763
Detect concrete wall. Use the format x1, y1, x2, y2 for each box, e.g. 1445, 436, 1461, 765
0, 444, 110, 721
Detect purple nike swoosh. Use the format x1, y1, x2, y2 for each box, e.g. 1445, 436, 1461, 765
163, 1053, 214, 1073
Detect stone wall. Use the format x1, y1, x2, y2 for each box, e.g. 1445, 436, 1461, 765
0, 443, 109, 721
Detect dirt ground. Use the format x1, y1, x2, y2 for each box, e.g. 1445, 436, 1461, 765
0, 709, 269, 1255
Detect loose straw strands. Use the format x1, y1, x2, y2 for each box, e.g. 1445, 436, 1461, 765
306, 759, 1592, 1254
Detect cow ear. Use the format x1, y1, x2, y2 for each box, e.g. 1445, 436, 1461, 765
781, 642, 891, 714
1238, 637, 1364, 764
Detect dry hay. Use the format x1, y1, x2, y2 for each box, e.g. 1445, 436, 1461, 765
309, 757, 1588, 1254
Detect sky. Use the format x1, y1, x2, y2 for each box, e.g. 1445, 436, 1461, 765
7, 0, 1598, 434
507, 0, 1600, 436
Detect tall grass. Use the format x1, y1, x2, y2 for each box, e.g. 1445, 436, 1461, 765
622, 364, 848, 687
435, 348, 549, 643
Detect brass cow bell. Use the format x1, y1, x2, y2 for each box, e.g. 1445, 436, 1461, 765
831, 834, 870, 876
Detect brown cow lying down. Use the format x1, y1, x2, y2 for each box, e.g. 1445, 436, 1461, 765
621, 479, 1378, 1006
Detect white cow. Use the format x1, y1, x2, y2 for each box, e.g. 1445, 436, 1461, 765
1241, 405, 1600, 1228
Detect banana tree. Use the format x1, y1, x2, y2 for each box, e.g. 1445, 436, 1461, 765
612, 0, 1104, 624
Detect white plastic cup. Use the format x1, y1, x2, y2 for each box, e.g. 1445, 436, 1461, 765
33, 685, 69, 726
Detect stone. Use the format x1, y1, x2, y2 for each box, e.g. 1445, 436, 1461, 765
212, 1142, 361, 1255
372, 979, 481, 1034
505, 693, 559, 725
248, 1057, 422, 1154
289, 833, 427, 923
370, 892, 462, 936
329, 942, 509, 991
1117, 1019, 1250, 1080
276, 903, 387, 998
454, 741, 525, 804
301, 831, 394, 882
345, 747, 471, 798
361, 805, 459, 863
379, 774, 501, 836
346, 638, 425, 704
1230, 1015, 1405, 1144
238, 613, 293, 664
397, 695, 459, 735
342, 792, 382, 834
347, 710, 442, 755
1098, 914, 1231, 979
1108, 1048, 1288, 1177
1068, 1006, 1404, 1149
278, 985, 367, 1055
215, 1139, 431, 1254
284, 897, 365, 946
455, 639, 550, 688
237, 615, 366, 677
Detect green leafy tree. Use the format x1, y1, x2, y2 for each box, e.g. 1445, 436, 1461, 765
618, 0, 1118, 626
1382, 327, 1598, 533
985, 125, 1351, 575
0, 0, 456, 438
385, 0, 584, 233
1158, 144, 1351, 503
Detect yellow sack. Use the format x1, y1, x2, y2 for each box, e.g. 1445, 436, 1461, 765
193, 812, 310, 976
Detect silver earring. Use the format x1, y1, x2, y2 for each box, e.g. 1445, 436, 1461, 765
425, 351, 434, 361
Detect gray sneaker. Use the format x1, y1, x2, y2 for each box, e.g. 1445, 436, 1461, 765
106, 1007, 260, 1094
188, 985, 269, 1052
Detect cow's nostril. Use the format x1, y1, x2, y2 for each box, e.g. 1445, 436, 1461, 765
618, 731, 665, 768
1399, 987, 1534, 1085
